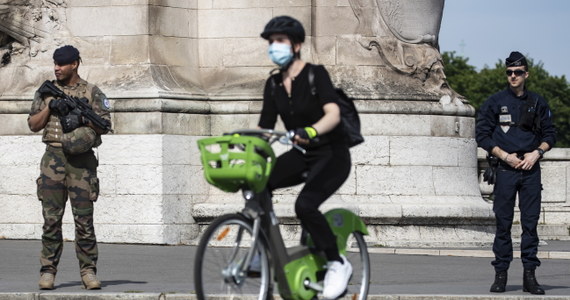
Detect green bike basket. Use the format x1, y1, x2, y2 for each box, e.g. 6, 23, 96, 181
197, 135, 276, 193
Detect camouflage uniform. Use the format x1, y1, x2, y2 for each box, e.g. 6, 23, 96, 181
29, 79, 111, 276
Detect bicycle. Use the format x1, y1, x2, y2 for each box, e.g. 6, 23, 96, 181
194, 129, 370, 300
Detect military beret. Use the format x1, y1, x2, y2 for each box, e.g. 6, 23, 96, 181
53, 45, 80, 65
505, 51, 527, 67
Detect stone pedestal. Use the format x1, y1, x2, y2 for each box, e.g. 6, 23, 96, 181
0, 1, 498, 247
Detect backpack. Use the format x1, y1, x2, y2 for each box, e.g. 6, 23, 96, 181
307, 66, 364, 147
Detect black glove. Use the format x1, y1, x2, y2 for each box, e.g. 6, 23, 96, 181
483, 155, 499, 185
60, 110, 84, 133
295, 127, 318, 140
483, 166, 496, 185
48, 98, 70, 116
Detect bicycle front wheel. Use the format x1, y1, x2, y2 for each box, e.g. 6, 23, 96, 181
345, 231, 370, 300
194, 214, 271, 300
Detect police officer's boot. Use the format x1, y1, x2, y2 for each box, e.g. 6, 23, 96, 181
489, 270, 507, 293
523, 269, 545, 295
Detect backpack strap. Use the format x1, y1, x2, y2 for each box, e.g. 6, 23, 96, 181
270, 76, 276, 97
307, 64, 317, 96
269, 68, 280, 98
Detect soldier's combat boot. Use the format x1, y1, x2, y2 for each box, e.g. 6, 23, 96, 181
523, 269, 545, 295
490, 270, 507, 293
81, 271, 101, 290
39, 273, 55, 290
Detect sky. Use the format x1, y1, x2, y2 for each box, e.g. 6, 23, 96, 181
439, 1, 570, 80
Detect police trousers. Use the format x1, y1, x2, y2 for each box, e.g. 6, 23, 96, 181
36, 146, 100, 275
492, 163, 542, 272
268, 143, 351, 261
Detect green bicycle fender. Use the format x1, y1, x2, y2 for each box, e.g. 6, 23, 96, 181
282, 253, 325, 300
283, 209, 367, 299
324, 208, 368, 255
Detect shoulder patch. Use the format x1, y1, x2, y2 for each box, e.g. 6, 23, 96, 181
102, 97, 111, 109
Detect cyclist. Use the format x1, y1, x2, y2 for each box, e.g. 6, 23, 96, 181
258, 16, 352, 299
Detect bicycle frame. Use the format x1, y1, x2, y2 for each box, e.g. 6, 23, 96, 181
197, 129, 369, 300
240, 189, 368, 300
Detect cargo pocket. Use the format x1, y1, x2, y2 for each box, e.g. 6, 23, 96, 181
36, 177, 44, 201
89, 176, 100, 202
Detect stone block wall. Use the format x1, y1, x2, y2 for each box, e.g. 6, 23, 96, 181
1, 1, 568, 248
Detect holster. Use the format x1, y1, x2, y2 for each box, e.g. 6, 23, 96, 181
483, 155, 499, 185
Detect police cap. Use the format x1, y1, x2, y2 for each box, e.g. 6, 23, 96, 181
505, 51, 527, 67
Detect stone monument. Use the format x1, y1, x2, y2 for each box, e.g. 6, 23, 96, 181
0, 1, 494, 247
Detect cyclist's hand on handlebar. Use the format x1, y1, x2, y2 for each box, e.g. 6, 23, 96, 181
294, 127, 317, 145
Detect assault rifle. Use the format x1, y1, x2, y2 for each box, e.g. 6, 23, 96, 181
38, 80, 113, 133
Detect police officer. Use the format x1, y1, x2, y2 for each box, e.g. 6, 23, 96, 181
476, 51, 556, 295
28, 45, 112, 290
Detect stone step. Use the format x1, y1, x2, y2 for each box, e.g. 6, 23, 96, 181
194, 203, 570, 246
511, 224, 570, 239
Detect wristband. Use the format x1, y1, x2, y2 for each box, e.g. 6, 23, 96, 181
304, 127, 318, 139
536, 148, 545, 158
295, 127, 318, 140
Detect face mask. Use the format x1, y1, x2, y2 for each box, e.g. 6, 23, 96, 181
268, 43, 294, 67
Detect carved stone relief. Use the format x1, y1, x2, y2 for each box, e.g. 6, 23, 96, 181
0, 0, 69, 67
348, 0, 464, 103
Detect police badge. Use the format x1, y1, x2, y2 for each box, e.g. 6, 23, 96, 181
499, 106, 511, 133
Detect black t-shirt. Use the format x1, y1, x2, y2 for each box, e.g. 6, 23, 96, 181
258, 63, 345, 146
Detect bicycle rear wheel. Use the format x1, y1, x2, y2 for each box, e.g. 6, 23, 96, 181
344, 231, 370, 300
194, 214, 271, 300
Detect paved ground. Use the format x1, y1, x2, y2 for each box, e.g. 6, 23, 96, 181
1, 239, 569, 299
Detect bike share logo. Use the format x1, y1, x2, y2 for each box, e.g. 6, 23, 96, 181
332, 213, 344, 227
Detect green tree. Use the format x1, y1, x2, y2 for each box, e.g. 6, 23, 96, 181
442, 51, 570, 147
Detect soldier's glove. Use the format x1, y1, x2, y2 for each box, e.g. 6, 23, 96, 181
48, 98, 70, 116
295, 127, 318, 140
60, 109, 84, 133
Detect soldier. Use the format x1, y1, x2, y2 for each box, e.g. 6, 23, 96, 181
28, 45, 112, 290
476, 51, 556, 295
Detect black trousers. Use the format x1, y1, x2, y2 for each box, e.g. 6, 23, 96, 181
268, 144, 351, 260
492, 163, 542, 272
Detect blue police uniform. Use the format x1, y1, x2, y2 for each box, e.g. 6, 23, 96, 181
476, 87, 556, 272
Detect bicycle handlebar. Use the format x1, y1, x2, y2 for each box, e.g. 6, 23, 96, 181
225, 129, 306, 154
